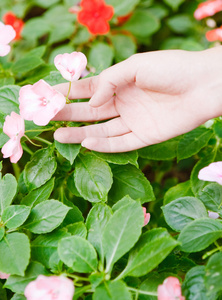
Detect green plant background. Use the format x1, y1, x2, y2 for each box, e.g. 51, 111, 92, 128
1, 0, 222, 299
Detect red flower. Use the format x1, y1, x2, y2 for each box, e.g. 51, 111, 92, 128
77, 0, 114, 35
194, 0, 222, 20
2, 12, 24, 40
206, 26, 222, 41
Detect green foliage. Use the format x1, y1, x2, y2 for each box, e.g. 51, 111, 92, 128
0, 0, 221, 299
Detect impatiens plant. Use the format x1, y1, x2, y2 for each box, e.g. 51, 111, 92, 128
1, 0, 222, 299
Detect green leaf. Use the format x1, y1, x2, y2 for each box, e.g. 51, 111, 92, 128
32, 230, 70, 268
88, 42, 114, 71
205, 252, 222, 294
10, 295, 26, 300
34, 0, 60, 8
122, 10, 160, 37
0, 173, 17, 215
106, 0, 139, 15
112, 195, 135, 212
183, 266, 216, 300
102, 201, 144, 272
0, 85, 20, 115
44, 71, 67, 86
2, 205, 31, 229
26, 46, 46, 58
118, 228, 179, 278
58, 236, 98, 273
163, 180, 193, 205
162, 197, 208, 232
198, 183, 222, 216
55, 141, 81, 164
109, 165, 155, 204
24, 147, 57, 190
12, 56, 44, 74
74, 153, 113, 202
178, 218, 222, 252
138, 137, 179, 160
22, 17, 51, 40
0, 233, 30, 276
0, 227, 5, 241
24, 200, 70, 234
61, 199, 84, 227
163, 0, 185, 10
111, 34, 136, 63
67, 222, 87, 238
177, 128, 213, 161
213, 120, 222, 138
86, 204, 112, 262
92, 150, 138, 167
48, 22, 75, 44
93, 281, 132, 300
5, 262, 48, 294
21, 177, 55, 207
167, 14, 194, 33
0, 282, 7, 300
191, 152, 215, 196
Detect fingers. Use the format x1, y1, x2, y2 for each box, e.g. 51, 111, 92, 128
54, 56, 137, 108
53, 99, 119, 122
89, 58, 137, 107
54, 76, 98, 99
54, 117, 130, 143
81, 133, 147, 153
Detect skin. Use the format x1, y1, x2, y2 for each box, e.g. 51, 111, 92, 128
53, 47, 222, 152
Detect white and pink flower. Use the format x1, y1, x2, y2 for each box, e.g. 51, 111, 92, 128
0, 21, 16, 56
198, 161, 222, 185
54, 52, 87, 82
1, 112, 24, 163
0, 272, 10, 279
158, 277, 185, 300
24, 275, 74, 300
142, 207, 150, 226
19, 79, 66, 126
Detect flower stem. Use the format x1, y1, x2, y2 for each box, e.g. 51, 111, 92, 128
24, 135, 42, 147
66, 81, 72, 104
12, 163, 20, 180
25, 127, 55, 133
22, 143, 34, 155
66, 274, 90, 282
127, 287, 158, 296
33, 136, 52, 145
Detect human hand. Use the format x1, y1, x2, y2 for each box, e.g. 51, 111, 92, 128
53, 47, 222, 152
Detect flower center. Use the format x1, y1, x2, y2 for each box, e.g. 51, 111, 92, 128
41, 97, 50, 106
94, 11, 100, 18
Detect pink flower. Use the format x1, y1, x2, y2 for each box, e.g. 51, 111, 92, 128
194, 0, 222, 20
0, 21, 16, 56
24, 275, 74, 300
54, 52, 87, 82
19, 80, 66, 126
158, 277, 185, 300
198, 161, 222, 185
1, 112, 24, 163
208, 211, 220, 219
0, 272, 10, 279
142, 207, 150, 226
206, 26, 222, 41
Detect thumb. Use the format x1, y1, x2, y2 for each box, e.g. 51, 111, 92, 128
89, 56, 137, 107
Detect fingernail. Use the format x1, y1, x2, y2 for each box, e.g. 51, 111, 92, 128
81, 141, 86, 147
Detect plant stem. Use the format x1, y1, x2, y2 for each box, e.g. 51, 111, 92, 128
66, 81, 72, 104
24, 135, 42, 147
12, 163, 20, 180
128, 287, 158, 296
66, 274, 90, 282
25, 127, 55, 133
22, 143, 34, 156
33, 136, 52, 145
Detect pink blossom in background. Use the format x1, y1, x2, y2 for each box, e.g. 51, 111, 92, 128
142, 207, 150, 226
1, 112, 24, 163
158, 277, 185, 300
19, 79, 66, 126
0, 21, 16, 56
0, 272, 10, 279
198, 161, 222, 185
206, 26, 222, 41
24, 275, 74, 300
208, 211, 220, 219
194, 0, 222, 20
54, 52, 87, 82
